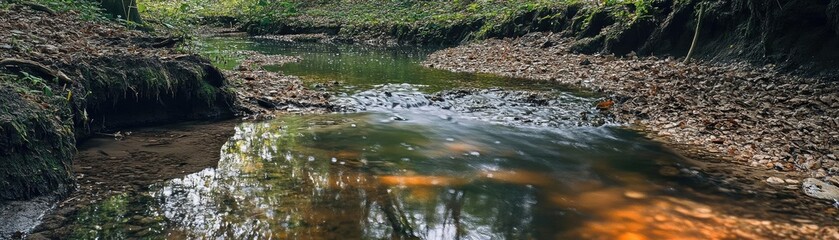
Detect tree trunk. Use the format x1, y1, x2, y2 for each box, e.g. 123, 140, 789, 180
99, 0, 142, 24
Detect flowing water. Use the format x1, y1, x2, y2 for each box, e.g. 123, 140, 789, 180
60, 38, 804, 239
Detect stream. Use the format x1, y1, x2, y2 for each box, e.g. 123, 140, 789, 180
39, 38, 822, 239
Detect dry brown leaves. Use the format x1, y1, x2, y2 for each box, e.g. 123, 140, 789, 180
423, 32, 839, 180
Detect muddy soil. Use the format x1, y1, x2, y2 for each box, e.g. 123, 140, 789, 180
28, 121, 238, 239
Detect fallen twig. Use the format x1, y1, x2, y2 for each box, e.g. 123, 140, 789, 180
684, 3, 704, 63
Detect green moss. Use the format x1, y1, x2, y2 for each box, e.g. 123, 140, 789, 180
196, 81, 218, 106
0, 75, 76, 200
0, 55, 234, 201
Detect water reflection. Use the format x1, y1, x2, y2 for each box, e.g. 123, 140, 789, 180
145, 112, 701, 239
54, 38, 826, 239
199, 37, 579, 93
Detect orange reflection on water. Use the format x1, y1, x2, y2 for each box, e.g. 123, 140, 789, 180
554, 192, 828, 240
334, 150, 361, 159
445, 142, 481, 153
376, 175, 469, 187
481, 170, 554, 187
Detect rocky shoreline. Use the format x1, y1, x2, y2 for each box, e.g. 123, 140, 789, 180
423, 32, 839, 196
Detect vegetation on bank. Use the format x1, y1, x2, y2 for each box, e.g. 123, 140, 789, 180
0, 0, 238, 202
0, 73, 75, 200
137, 0, 656, 37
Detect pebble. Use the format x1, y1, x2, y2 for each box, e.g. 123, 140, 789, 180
802, 178, 839, 200
623, 191, 646, 199
37, 44, 58, 53
827, 176, 839, 186
138, 217, 156, 225
766, 177, 785, 185
658, 166, 680, 177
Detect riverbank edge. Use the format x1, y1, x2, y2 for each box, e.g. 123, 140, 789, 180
0, 6, 237, 204
229, 0, 839, 77
0, 55, 237, 201
421, 35, 839, 212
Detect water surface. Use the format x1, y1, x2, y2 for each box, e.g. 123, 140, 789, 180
70, 112, 717, 239
199, 37, 586, 94
63, 38, 783, 239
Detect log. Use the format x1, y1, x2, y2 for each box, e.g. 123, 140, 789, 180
21, 2, 56, 16
0, 58, 73, 84
151, 37, 183, 48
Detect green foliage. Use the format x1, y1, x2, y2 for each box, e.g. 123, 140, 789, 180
0, 77, 76, 201
137, 0, 301, 35
29, 0, 111, 22
18, 72, 54, 97
136, 0, 655, 36
601, 0, 653, 21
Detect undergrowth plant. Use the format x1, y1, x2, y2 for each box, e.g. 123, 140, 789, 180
19, 72, 53, 97
135, 0, 655, 37
27, 0, 111, 21
602, 0, 653, 21
137, 0, 300, 34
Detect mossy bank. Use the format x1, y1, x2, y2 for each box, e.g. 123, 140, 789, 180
208, 0, 838, 75
0, 3, 236, 202
0, 55, 235, 201
0, 75, 75, 201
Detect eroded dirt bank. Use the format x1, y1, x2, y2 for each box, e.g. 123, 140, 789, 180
0, 3, 235, 205
236, 0, 839, 76
423, 33, 839, 193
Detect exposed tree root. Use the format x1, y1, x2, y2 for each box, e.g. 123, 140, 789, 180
18, 2, 56, 16
0, 58, 73, 84
150, 37, 183, 48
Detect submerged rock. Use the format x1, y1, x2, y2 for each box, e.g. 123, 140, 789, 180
333, 84, 613, 128
802, 178, 839, 200
765, 177, 785, 185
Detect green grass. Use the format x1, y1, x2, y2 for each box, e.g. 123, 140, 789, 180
137, 0, 656, 35
0, 0, 112, 22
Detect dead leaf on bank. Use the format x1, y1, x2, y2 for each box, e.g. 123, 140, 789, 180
597, 99, 614, 111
